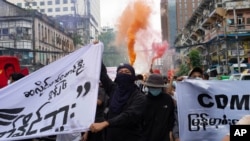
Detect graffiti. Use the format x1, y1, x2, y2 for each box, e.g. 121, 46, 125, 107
188, 113, 239, 131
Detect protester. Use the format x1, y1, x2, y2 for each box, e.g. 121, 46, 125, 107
89, 63, 146, 141
222, 115, 250, 141
141, 74, 175, 141
135, 74, 144, 93
8, 72, 25, 84
187, 67, 203, 79
203, 72, 209, 80
173, 67, 203, 141
82, 86, 107, 141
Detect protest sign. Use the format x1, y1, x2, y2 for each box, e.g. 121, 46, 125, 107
176, 80, 250, 141
0, 43, 103, 140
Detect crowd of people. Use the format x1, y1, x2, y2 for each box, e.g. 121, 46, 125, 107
5, 60, 250, 141
6, 61, 205, 141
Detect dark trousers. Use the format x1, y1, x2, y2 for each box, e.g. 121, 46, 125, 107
87, 131, 104, 141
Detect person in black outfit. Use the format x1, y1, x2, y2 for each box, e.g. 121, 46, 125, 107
135, 74, 144, 93
89, 63, 146, 141
141, 73, 175, 141
82, 86, 107, 141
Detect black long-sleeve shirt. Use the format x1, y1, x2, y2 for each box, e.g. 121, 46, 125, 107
100, 63, 146, 141
141, 93, 175, 141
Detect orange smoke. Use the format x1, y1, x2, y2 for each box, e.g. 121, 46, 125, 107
151, 40, 169, 64
116, 0, 152, 66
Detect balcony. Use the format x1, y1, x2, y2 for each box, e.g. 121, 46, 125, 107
201, 8, 226, 29
227, 24, 250, 34
224, 1, 250, 10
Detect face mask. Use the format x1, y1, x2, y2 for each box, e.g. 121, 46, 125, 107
194, 77, 202, 80
115, 73, 135, 88
148, 87, 162, 96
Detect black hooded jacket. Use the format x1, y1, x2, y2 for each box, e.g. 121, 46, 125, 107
100, 63, 146, 141
141, 92, 175, 141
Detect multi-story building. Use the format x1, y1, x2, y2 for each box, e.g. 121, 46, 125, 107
7, 0, 101, 45
0, 0, 74, 70
176, 0, 202, 32
160, 0, 201, 72
174, 0, 250, 74
161, 0, 177, 47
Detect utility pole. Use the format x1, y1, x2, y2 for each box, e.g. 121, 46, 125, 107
233, 7, 241, 73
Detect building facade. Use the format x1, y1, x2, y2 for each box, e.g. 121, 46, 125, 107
7, 0, 101, 45
0, 0, 74, 71
161, 0, 177, 47
176, 0, 201, 32
174, 0, 250, 74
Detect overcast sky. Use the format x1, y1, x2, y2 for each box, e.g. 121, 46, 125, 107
100, 0, 161, 31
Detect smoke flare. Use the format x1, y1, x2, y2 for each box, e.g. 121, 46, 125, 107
151, 40, 169, 64
116, 0, 152, 66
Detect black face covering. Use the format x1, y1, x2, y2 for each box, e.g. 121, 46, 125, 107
115, 73, 135, 88
110, 73, 136, 114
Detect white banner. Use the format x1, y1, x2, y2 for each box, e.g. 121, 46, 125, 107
176, 80, 250, 141
0, 43, 104, 140
106, 67, 117, 81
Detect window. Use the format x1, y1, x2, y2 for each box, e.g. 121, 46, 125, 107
55, 8, 60, 12
32, 2, 37, 6
71, 0, 75, 3
247, 18, 250, 24
63, 7, 68, 11
230, 19, 234, 25
2, 28, 9, 35
56, 0, 60, 4
40, 9, 45, 12
25, 2, 29, 7
63, 0, 68, 4
47, 1, 52, 5
40, 1, 45, 5
17, 3, 22, 7
71, 7, 75, 11
48, 8, 53, 12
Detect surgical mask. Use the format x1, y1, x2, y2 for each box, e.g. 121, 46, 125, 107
193, 77, 202, 80
148, 88, 162, 96
189, 77, 202, 80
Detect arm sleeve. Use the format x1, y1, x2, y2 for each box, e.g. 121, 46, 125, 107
100, 62, 115, 97
172, 106, 179, 139
168, 98, 176, 132
107, 93, 146, 127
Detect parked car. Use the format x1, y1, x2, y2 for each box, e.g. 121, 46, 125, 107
240, 73, 250, 80
229, 73, 250, 80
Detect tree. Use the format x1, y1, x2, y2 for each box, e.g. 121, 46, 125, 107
176, 49, 202, 76
72, 33, 83, 46
176, 63, 190, 76
99, 31, 128, 67
188, 49, 202, 68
